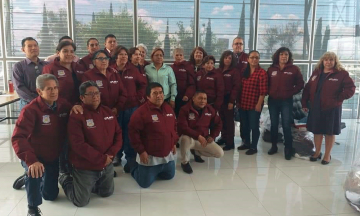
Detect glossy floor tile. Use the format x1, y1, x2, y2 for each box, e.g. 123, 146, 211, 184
0, 119, 359, 216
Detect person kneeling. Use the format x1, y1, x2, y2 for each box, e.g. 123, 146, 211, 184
178, 91, 224, 174
128, 82, 178, 188
59, 81, 122, 207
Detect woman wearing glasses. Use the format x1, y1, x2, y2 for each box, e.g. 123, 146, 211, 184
81, 50, 127, 116
145, 48, 177, 108
267, 47, 304, 160
237, 51, 268, 155
42, 41, 85, 104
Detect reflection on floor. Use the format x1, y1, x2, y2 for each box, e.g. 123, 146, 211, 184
0, 120, 359, 216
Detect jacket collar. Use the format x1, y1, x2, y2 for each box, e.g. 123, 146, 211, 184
150, 63, 167, 69
36, 96, 58, 112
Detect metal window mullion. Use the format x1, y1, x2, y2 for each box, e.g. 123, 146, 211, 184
134, 0, 138, 46
309, 0, 318, 79
195, 0, 200, 47
254, 0, 260, 51
68, 0, 74, 41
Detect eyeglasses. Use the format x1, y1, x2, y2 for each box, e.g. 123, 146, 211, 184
249, 57, 260, 60
95, 57, 109, 61
34, 66, 40, 74
84, 92, 101, 97
234, 43, 244, 46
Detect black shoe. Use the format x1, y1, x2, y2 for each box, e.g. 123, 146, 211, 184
216, 138, 226, 146
176, 142, 180, 148
181, 162, 193, 174
309, 152, 322, 162
190, 149, 205, 163
223, 145, 234, 151
245, 148, 258, 155
123, 162, 130, 173
268, 145, 278, 155
321, 155, 331, 165
113, 171, 118, 177
112, 156, 121, 167
237, 145, 250, 151
27, 207, 42, 216
13, 173, 26, 190
284, 148, 293, 160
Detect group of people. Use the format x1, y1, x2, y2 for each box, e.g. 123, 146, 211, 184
10, 34, 355, 216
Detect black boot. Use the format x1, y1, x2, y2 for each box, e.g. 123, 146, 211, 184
190, 149, 205, 163
27, 206, 42, 216
13, 172, 26, 190
216, 138, 226, 146
223, 144, 234, 151
284, 147, 294, 160
268, 144, 278, 155
181, 162, 193, 174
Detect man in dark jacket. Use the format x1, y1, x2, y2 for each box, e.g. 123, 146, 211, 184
59, 81, 122, 207
177, 91, 224, 174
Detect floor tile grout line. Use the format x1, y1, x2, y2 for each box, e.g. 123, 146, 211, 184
247, 184, 272, 216
7, 194, 26, 216
189, 170, 207, 216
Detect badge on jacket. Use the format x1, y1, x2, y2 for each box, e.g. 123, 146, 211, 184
89, 64, 94, 69
311, 75, 317, 81
86, 119, 95, 127
58, 70, 65, 77
197, 76, 201, 81
271, 71, 277, 76
151, 114, 159, 122
42, 115, 50, 124
189, 113, 195, 120
96, 80, 103, 87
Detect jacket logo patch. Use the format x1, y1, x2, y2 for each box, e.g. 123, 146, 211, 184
205, 113, 212, 116
89, 64, 94, 69
96, 80, 103, 87
311, 76, 317, 81
224, 74, 231, 77
284, 72, 293, 75
328, 78, 338, 81
124, 76, 134, 79
189, 113, 195, 120
271, 71, 277, 76
110, 80, 118, 84
104, 116, 114, 120
197, 76, 201, 81
42, 115, 50, 124
76, 70, 84, 74
179, 69, 186, 72
166, 113, 173, 117
206, 77, 214, 81
242, 61, 248, 64
59, 113, 67, 117
86, 119, 95, 127
151, 114, 159, 122
57, 70, 65, 77
142, 74, 146, 77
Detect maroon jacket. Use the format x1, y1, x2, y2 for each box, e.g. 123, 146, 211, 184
82, 67, 127, 112
268, 64, 304, 100
12, 97, 71, 166
68, 104, 122, 171
235, 52, 249, 75
78, 53, 94, 71
302, 69, 355, 110
196, 68, 225, 110
42, 58, 85, 104
178, 102, 222, 140
170, 61, 196, 99
111, 62, 147, 109
217, 67, 241, 104
129, 101, 178, 157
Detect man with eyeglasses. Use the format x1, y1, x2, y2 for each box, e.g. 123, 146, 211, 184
59, 80, 122, 207
45, 36, 80, 63
79, 38, 100, 71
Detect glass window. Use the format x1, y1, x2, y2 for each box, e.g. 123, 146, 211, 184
138, 0, 195, 60
257, 0, 313, 60
74, 1, 134, 58
199, 0, 255, 58
313, 0, 359, 60
0, 62, 3, 91
3, 0, 68, 57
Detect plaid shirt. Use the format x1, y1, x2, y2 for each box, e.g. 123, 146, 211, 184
239, 67, 268, 110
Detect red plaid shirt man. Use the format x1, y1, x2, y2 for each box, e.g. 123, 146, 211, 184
239, 67, 268, 110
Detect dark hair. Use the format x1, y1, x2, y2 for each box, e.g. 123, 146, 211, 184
105, 34, 116, 42
219, 50, 237, 69
56, 41, 76, 52
91, 50, 109, 61
146, 82, 163, 96
151, 47, 165, 59
271, 47, 293, 66
87, 38, 98, 46
201, 55, 216, 66
59, 36, 72, 43
189, 47, 208, 65
111, 45, 128, 60
79, 81, 99, 96
193, 90, 207, 96
21, 37, 38, 47
243, 50, 260, 79
128, 47, 140, 61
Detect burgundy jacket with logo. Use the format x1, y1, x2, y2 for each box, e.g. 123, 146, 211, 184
302, 69, 355, 110
171, 61, 196, 99
196, 68, 225, 110
82, 67, 127, 112
235, 52, 249, 75
42, 58, 85, 104
12, 97, 71, 166
178, 102, 222, 140
217, 67, 241, 104
111, 62, 147, 109
68, 104, 122, 171
129, 101, 178, 157
78, 53, 94, 71
267, 64, 304, 100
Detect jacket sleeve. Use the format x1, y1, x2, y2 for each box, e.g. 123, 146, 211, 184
177, 107, 201, 140
229, 69, 241, 104
68, 114, 107, 166
12, 64, 38, 102
184, 66, 196, 99
339, 72, 356, 101
214, 74, 225, 110
292, 67, 305, 95
168, 68, 178, 101
136, 70, 147, 104
11, 108, 38, 166
116, 77, 128, 111
105, 120, 123, 156
209, 110, 222, 139
128, 110, 146, 154
301, 81, 311, 108
259, 70, 268, 96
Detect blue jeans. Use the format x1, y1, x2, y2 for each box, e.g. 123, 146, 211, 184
268, 97, 293, 148
21, 159, 59, 207
19, 99, 29, 111
239, 109, 262, 149
131, 161, 175, 188
117, 107, 138, 161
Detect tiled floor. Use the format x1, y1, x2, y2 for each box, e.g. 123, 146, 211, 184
0, 120, 360, 216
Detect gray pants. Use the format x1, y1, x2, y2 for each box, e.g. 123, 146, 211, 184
63, 164, 114, 207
